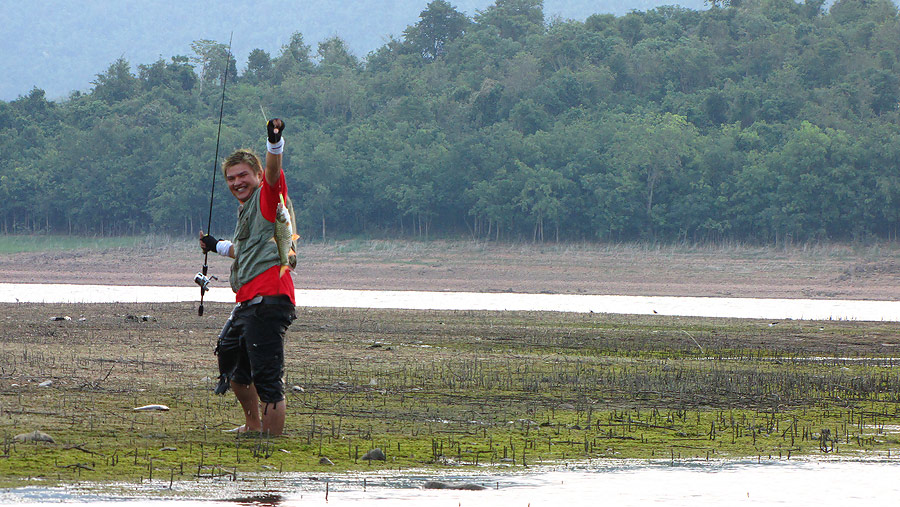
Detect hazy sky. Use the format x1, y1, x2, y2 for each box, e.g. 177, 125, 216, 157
2, 1, 712, 101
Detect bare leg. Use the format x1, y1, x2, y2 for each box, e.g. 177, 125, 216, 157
231, 382, 262, 432
261, 399, 286, 436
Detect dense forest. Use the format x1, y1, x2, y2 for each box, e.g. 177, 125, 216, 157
1, 0, 899, 244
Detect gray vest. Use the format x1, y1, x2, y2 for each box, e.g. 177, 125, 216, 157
230, 186, 296, 293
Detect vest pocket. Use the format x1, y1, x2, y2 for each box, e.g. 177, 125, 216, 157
235, 214, 251, 241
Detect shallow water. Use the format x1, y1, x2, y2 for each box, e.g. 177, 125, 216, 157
2, 459, 899, 506
2, 283, 900, 321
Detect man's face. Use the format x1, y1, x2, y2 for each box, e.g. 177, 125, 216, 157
225, 162, 262, 203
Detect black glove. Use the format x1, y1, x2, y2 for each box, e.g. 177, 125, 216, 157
200, 234, 219, 254
267, 118, 284, 144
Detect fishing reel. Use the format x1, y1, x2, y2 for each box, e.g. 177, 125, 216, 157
194, 272, 218, 294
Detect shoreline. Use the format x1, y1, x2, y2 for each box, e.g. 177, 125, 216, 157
2, 238, 899, 301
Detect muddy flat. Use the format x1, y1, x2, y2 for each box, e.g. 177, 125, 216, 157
1, 240, 898, 300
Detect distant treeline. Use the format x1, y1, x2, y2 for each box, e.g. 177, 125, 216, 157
1, 0, 899, 243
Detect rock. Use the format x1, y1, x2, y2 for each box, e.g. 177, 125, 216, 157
318, 457, 334, 465
160, 447, 177, 452
292, 385, 305, 392
361, 448, 386, 461
124, 314, 155, 322
38, 380, 53, 387
49, 316, 71, 321
14, 430, 54, 443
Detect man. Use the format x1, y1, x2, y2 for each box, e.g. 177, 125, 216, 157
200, 118, 296, 436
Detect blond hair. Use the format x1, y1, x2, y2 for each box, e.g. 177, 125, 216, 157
222, 149, 263, 178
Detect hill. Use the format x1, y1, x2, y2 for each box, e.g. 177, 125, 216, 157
0, 0, 707, 101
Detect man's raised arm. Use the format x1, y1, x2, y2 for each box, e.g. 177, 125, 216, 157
265, 118, 284, 186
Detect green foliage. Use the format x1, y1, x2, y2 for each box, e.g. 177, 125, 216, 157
2, 0, 900, 243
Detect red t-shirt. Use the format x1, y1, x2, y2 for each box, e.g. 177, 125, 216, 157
234, 170, 296, 305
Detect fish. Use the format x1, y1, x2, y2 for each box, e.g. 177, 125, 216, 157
275, 194, 299, 278
133, 404, 169, 411
13, 430, 54, 443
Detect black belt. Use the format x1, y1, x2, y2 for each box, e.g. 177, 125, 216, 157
238, 295, 293, 309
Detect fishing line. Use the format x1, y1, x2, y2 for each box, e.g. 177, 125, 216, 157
197, 32, 233, 317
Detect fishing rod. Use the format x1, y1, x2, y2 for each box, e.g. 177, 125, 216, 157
195, 32, 233, 317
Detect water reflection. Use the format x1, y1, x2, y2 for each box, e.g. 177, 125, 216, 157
3, 283, 900, 321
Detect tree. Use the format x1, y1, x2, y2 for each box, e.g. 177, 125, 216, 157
766, 121, 858, 241
604, 113, 698, 238
802, 0, 826, 18
404, 0, 470, 61
191, 40, 237, 85
475, 0, 544, 42
472, 78, 504, 126
91, 58, 139, 102
272, 32, 314, 82
510, 98, 549, 134
618, 12, 644, 46
467, 168, 521, 240
244, 49, 273, 84
297, 138, 346, 240
316, 37, 359, 72
798, 37, 846, 86
665, 40, 716, 93
868, 68, 899, 115
138, 56, 197, 92
514, 161, 572, 241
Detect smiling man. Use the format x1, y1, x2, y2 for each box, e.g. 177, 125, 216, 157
199, 118, 297, 436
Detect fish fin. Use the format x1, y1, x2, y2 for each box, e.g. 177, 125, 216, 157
292, 234, 300, 241
279, 265, 290, 278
